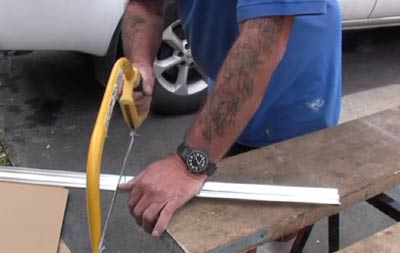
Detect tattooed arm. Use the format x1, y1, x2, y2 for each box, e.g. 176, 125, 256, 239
119, 15, 293, 237
122, 1, 164, 112
186, 16, 293, 161
122, 1, 163, 68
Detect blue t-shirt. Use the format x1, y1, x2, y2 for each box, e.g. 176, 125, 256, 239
177, 0, 342, 147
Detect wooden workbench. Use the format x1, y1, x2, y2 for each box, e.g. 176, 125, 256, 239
163, 106, 400, 253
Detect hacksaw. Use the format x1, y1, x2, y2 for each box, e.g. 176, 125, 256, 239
85, 57, 147, 253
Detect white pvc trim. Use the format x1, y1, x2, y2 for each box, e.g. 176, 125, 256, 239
0, 166, 340, 205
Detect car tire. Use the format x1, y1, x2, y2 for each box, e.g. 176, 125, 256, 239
151, 4, 208, 115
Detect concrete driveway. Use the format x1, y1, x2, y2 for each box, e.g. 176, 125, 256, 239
0, 27, 399, 252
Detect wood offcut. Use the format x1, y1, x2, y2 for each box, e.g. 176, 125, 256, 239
337, 222, 400, 253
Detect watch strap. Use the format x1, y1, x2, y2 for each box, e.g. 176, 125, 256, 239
177, 142, 190, 161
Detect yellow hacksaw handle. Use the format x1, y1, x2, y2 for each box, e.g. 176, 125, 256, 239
86, 57, 148, 253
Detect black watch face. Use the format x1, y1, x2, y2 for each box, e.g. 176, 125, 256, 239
186, 151, 209, 173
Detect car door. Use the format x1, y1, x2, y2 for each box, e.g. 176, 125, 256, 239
370, 0, 400, 18
338, 0, 376, 20
0, 0, 126, 56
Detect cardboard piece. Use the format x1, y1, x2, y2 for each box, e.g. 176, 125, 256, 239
0, 182, 68, 253
58, 239, 71, 253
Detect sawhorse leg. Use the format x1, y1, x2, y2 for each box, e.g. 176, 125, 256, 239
243, 227, 314, 253
290, 225, 314, 253
367, 193, 400, 221
290, 214, 339, 253
328, 214, 340, 253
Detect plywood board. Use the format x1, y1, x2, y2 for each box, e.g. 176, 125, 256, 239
0, 182, 68, 253
165, 106, 400, 253
337, 222, 400, 253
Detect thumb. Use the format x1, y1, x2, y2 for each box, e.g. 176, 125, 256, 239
142, 75, 155, 96
133, 63, 155, 95
139, 67, 155, 96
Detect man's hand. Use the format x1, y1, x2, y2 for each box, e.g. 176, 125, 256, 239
134, 64, 155, 115
119, 154, 207, 237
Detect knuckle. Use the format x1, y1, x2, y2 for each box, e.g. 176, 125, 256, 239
135, 217, 142, 226
128, 199, 135, 209
162, 207, 172, 217
142, 212, 154, 223
133, 208, 142, 218
129, 206, 135, 217
137, 176, 148, 185
149, 185, 160, 193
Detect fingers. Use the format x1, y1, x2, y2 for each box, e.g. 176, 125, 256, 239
131, 63, 154, 113
132, 193, 153, 226
128, 188, 143, 219
142, 203, 164, 233
134, 64, 155, 96
140, 70, 155, 95
143, 83, 153, 96
131, 193, 163, 231
152, 200, 180, 237
128, 190, 179, 237
134, 91, 151, 114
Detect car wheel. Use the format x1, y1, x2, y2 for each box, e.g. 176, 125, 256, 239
151, 19, 208, 115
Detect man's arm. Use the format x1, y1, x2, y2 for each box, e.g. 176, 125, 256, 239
186, 16, 293, 161
120, 15, 293, 237
122, 0, 164, 111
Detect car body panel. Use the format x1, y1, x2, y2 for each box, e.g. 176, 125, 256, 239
339, 0, 400, 30
0, 0, 399, 55
0, 0, 127, 56
370, 0, 400, 18
342, 16, 400, 30
338, 0, 376, 20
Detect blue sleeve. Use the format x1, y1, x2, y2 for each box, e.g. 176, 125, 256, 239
237, 0, 328, 23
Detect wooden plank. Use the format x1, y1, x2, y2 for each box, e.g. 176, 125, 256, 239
164, 106, 400, 253
337, 222, 400, 253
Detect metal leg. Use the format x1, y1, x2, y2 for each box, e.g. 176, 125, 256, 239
328, 214, 340, 253
290, 225, 314, 253
367, 193, 400, 221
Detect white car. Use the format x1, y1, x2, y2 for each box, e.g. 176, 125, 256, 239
1, 0, 400, 114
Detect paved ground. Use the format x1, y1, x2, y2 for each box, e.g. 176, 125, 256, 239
0, 27, 399, 252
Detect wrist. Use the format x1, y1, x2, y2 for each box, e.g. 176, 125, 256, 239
131, 60, 152, 71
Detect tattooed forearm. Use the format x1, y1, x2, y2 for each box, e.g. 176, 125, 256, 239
131, 15, 146, 25
123, 15, 145, 34
121, 1, 163, 64
199, 16, 285, 143
122, 14, 146, 51
202, 48, 260, 139
246, 17, 284, 54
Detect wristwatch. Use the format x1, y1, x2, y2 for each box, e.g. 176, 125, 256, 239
176, 142, 217, 176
